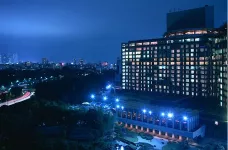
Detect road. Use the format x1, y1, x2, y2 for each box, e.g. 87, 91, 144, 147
0, 91, 34, 107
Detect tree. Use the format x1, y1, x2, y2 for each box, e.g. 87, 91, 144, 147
180, 140, 189, 149
215, 144, 225, 150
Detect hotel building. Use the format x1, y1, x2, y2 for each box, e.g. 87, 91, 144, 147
121, 6, 227, 107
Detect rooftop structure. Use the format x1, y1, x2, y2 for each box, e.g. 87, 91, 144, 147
167, 5, 214, 31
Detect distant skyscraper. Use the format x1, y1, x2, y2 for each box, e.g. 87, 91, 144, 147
1, 53, 10, 64
79, 59, 84, 65
42, 58, 48, 64
12, 53, 19, 64
73, 58, 77, 64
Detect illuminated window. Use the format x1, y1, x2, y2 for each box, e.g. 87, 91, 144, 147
129, 43, 135, 47
143, 42, 150, 45
136, 43, 142, 46
136, 51, 141, 54
195, 38, 200, 41
185, 31, 194, 35
136, 48, 142, 51
151, 41, 158, 45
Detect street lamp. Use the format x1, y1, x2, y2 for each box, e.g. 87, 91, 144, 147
149, 111, 152, 115
90, 94, 95, 99
106, 84, 112, 90
121, 106, 124, 110
183, 116, 188, 121
168, 113, 173, 118
115, 98, 119, 102
143, 109, 146, 113
161, 112, 165, 116
116, 105, 120, 109
103, 96, 107, 101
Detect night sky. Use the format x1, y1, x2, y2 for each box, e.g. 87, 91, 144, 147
0, 0, 227, 63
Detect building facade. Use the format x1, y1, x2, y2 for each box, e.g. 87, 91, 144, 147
121, 28, 225, 96
213, 24, 227, 107
121, 6, 227, 107
116, 105, 205, 140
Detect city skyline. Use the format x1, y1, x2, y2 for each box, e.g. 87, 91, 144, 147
0, 0, 227, 62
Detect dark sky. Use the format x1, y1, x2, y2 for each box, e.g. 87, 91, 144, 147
0, 0, 227, 63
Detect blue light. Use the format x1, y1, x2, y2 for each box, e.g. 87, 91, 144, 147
90, 94, 95, 99
149, 111, 152, 115
106, 84, 112, 90
168, 113, 173, 118
103, 96, 107, 101
116, 105, 120, 108
143, 109, 146, 113
161, 112, 165, 116
115, 98, 119, 102
121, 106, 124, 110
183, 116, 188, 120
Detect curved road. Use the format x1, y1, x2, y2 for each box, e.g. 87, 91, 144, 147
0, 91, 34, 107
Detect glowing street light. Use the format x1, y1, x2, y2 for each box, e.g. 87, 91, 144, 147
121, 106, 124, 110
183, 116, 188, 121
161, 112, 165, 116
90, 94, 95, 99
149, 111, 152, 115
115, 98, 119, 102
116, 105, 120, 109
103, 96, 107, 101
106, 84, 112, 90
168, 113, 173, 118
143, 109, 146, 113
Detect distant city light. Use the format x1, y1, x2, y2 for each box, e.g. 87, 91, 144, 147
103, 96, 107, 101
183, 116, 188, 121
116, 105, 120, 108
215, 121, 219, 126
115, 98, 119, 102
161, 112, 165, 116
90, 94, 95, 99
143, 109, 146, 113
121, 106, 124, 110
149, 111, 152, 115
168, 113, 173, 118
71, 62, 74, 65
106, 84, 112, 90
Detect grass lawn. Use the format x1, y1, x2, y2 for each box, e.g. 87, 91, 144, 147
124, 136, 138, 143
162, 142, 182, 150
